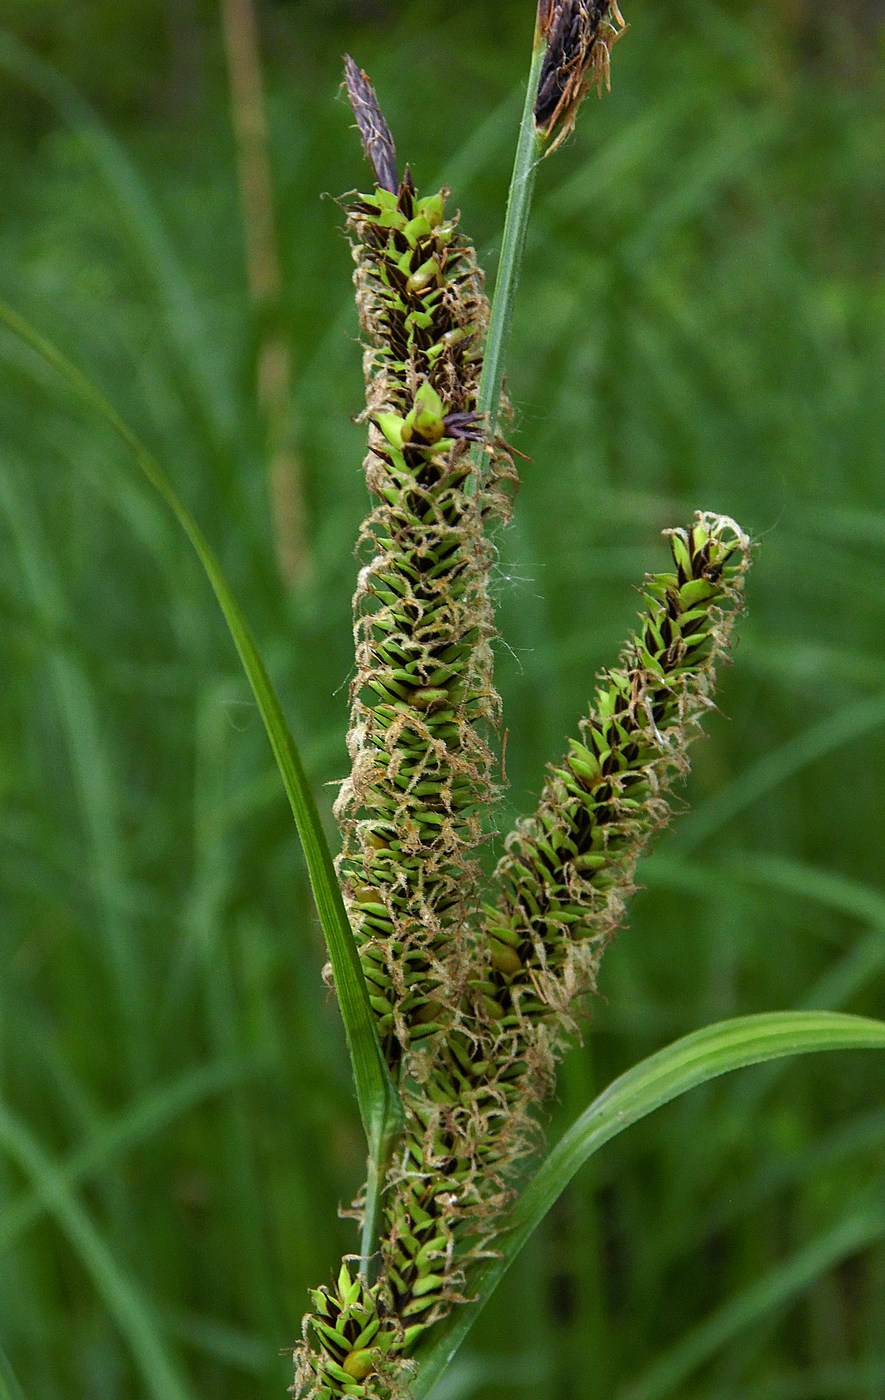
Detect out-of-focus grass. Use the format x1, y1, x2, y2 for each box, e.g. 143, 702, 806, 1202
0, 2, 883, 1397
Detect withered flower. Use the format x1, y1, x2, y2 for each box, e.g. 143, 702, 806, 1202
535, 0, 628, 150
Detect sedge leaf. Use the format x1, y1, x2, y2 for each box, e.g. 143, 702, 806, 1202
0, 1103, 195, 1400
0, 301, 403, 1185
618, 1196, 885, 1400
414, 1010, 885, 1396
0, 29, 233, 451
0, 1347, 26, 1400
475, 35, 545, 448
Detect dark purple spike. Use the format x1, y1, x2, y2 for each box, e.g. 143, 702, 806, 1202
537, 0, 556, 38
343, 55, 400, 194
534, 1, 610, 131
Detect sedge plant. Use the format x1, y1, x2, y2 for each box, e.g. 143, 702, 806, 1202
290, 8, 885, 1399
0, 3, 883, 1399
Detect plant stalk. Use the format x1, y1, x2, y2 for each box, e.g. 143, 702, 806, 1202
220, 0, 309, 586
474, 34, 546, 452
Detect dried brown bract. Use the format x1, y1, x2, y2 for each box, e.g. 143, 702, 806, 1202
535, 0, 628, 150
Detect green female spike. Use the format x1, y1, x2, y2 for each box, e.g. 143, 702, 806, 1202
335, 61, 513, 1060
480, 513, 751, 1051
344, 517, 752, 1365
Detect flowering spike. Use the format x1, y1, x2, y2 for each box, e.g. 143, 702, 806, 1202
535, 0, 628, 150
481, 513, 751, 1041
295, 40, 752, 1400
294, 1263, 403, 1400
369, 515, 752, 1347
344, 55, 400, 194
334, 66, 515, 1060
300, 517, 751, 1400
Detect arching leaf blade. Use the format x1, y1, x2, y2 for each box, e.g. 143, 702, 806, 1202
0, 300, 402, 1169
414, 1010, 885, 1397
0, 1104, 195, 1400
0, 1346, 27, 1400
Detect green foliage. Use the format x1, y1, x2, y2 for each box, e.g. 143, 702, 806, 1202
1, 3, 883, 1399
413, 1010, 885, 1398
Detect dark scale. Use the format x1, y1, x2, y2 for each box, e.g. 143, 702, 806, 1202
535, 0, 610, 127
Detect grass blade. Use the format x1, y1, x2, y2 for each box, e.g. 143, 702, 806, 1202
0, 1058, 255, 1255
475, 32, 546, 443
414, 1011, 885, 1396
0, 300, 403, 1173
0, 1103, 196, 1400
0, 1347, 26, 1400
0, 29, 234, 450
618, 1201, 885, 1400
0, 467, 151, 1091
671, 694, 885, 857
720, 1359, 885, 1400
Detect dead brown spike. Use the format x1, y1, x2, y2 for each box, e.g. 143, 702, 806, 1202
534, 1, 627, 149
343, 55, 399, 194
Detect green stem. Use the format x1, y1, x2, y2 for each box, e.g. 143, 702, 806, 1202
475, 36, 546, 449
359, 1106, 402, 1280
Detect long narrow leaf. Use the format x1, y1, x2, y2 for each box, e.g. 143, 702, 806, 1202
0, 301, 402, 1165
0, 29, 233, 449
0, 1058, 254, 1253
618, 1196, 885, 1400
0, 1104, 195, 1400
672, 694, 885, 857
475, 35, 545, 443
414, 1011, 885, 1396
0, 1347, 27, 1400
0, 468, 151, 1090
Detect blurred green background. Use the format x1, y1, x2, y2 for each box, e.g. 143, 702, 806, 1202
1, 1, 883, 1397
